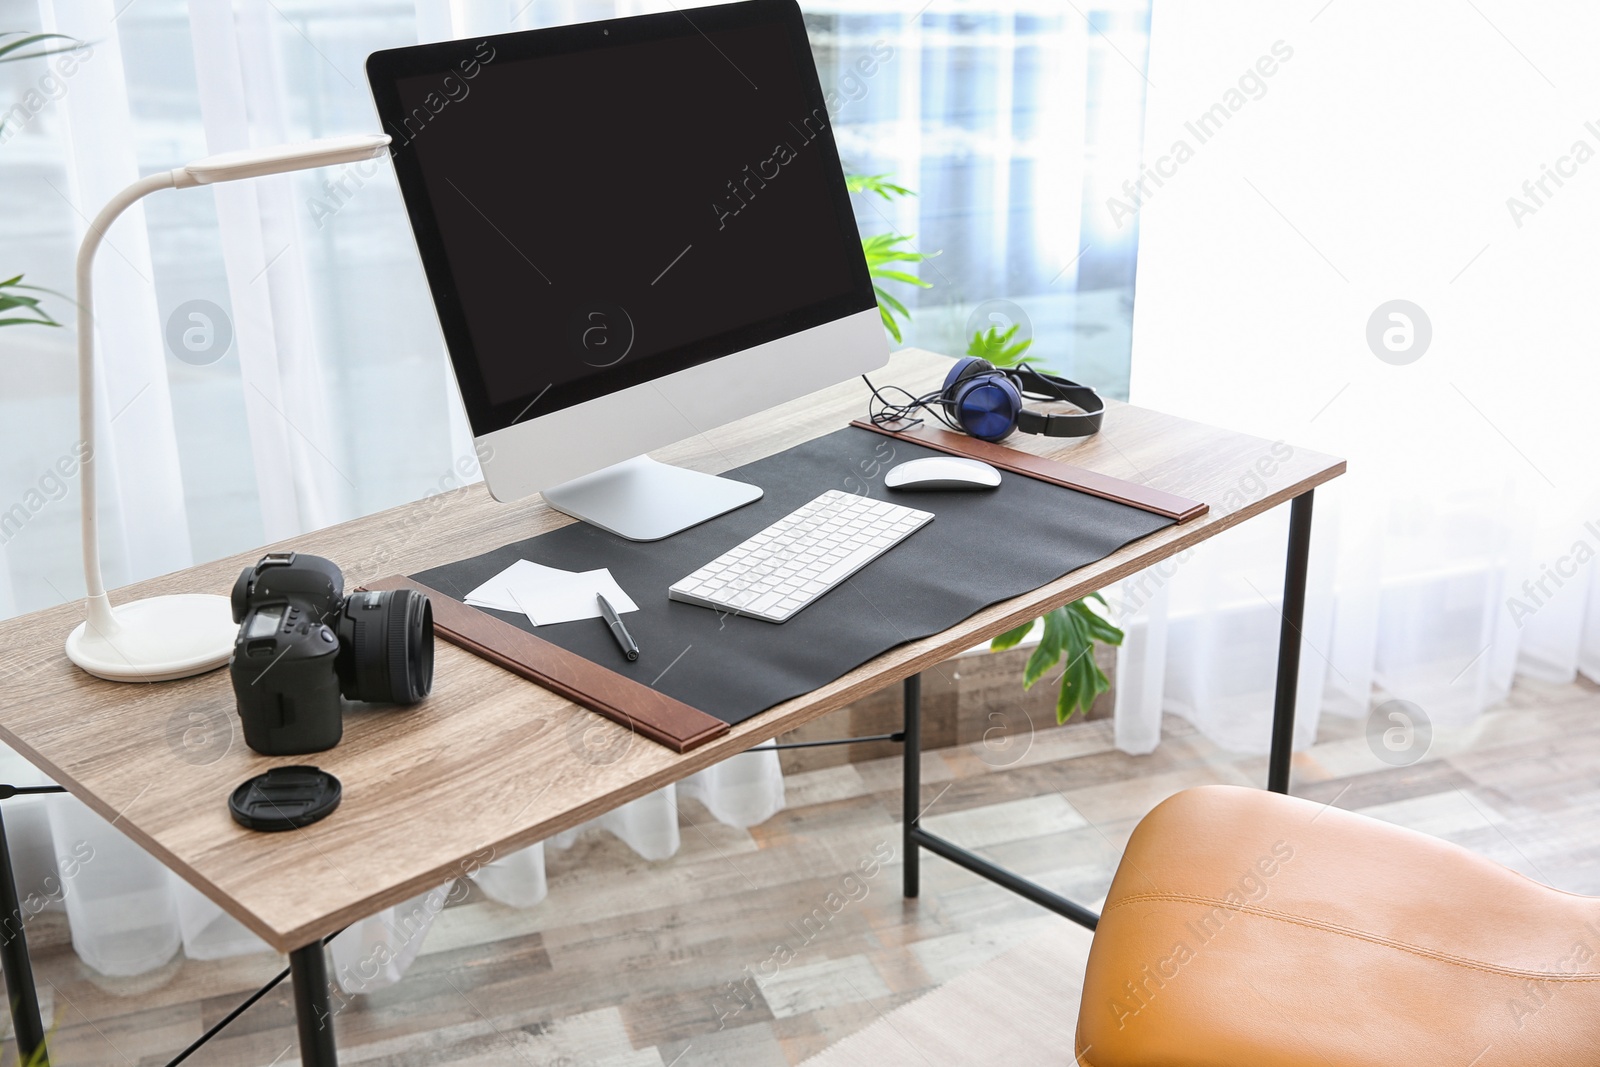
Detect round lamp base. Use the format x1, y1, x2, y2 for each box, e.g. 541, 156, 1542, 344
65, 594, 236, 683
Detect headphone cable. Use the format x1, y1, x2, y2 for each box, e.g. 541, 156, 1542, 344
861, 374, 962, 433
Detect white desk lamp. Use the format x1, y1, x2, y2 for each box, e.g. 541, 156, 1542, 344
66, 134, 392, 683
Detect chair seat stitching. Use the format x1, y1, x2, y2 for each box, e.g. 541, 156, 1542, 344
1104, 892, 1600, 982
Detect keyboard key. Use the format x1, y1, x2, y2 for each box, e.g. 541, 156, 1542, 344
748, 592, 784, 614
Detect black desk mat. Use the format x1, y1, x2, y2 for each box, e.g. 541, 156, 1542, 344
414, 426, 1174, 726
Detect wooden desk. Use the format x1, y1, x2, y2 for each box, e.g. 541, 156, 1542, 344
0, 349, 1343, 1065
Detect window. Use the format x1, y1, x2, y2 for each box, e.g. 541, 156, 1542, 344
0, 0, 1150, 619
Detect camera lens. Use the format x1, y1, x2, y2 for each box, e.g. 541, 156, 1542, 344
335, 589, 434, 704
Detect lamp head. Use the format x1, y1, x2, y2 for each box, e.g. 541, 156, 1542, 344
180, 134, 390, 186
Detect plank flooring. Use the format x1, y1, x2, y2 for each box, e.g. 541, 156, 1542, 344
7, 674, 1598, 1065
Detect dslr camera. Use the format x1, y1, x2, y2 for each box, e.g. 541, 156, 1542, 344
229, 553, 434, 755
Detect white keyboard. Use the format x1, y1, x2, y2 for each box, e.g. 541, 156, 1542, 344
668, 490, 934, 623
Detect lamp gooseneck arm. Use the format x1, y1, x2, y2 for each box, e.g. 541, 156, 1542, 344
75, 169, 189, 636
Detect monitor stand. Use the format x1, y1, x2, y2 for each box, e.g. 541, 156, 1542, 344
541, 455, 762, 541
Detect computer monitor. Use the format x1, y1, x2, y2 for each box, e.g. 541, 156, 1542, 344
366, 0, 887, 540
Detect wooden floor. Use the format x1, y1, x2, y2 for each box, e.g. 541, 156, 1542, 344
10, 674, 1600, 1065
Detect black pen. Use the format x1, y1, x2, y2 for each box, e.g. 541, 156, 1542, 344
596, 593, 639, 661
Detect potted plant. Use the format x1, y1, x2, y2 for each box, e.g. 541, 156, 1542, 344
849, 171, 1123, 724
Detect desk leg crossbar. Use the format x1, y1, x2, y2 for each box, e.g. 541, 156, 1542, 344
901, 674, 1101, 931
0, 490, 1316, 1065
900, 489, 1315, 926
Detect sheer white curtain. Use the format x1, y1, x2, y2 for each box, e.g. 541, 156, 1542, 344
185, 0, 354, 537
42, 0, 194, 582
1, 0, 1138, 989
3, 0, 781, 991
1110, 0, 1600, 756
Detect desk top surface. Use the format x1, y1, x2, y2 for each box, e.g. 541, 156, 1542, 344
0, 349, 1344, 950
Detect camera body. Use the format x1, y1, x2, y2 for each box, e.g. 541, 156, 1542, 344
231, 594, 345, 755
229, 553, 433, 756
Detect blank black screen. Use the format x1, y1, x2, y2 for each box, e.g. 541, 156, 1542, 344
380, 6, 868, 426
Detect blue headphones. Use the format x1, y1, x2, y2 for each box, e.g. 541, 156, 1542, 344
938, 358, 1104, 442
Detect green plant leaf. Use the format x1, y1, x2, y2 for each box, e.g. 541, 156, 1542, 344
990, 620, 1034, 652
1, 1006, 60, 1065
1071, 596, 1124, 646
995, 596, 1125, 724
967, 323, 1036, 367
868, 268, 928, 288
879, 302, 901, 343
845, 173, 915, 200
1056, 644, 1112, 724
1080, 610, 1124, 647
1051, 602, 1119, 724
847, 172, 938, 344
0, 274, 64, 328
1021, 607, 1068, 689
1059, 601, 1089, 658
872, 284, 909, 320
871, 249, 933, 266
860, 232, 935, 266
0, 32, 78, 63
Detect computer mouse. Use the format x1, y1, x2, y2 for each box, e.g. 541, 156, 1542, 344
884, 456, 1002, 491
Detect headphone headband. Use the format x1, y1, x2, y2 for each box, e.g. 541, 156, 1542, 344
1008, 365, 1104, 438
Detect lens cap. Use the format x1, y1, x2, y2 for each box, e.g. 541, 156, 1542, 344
229, 766, 342, 832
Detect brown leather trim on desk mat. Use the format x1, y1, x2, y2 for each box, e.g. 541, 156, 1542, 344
362, 575, 730, 753
851, 419, 1209, 523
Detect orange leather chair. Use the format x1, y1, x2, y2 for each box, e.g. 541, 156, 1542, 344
1076, 785, 1600, 1066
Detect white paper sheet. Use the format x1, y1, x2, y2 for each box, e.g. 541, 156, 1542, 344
463, 559, 639, 626
462, 560, 573, 613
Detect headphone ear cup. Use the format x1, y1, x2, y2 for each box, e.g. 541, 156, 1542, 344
948, 372, 1022, 442
940, 357, 997, 420
944, 356, 996, 388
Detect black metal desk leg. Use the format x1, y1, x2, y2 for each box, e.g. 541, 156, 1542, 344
0, 805, 48, 1066
1268, 490, 1316, 795
902, 673, 921, 899
290, 942, 338, 1066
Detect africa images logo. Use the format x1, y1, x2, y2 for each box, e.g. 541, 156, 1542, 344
711, 107, 831, 230
1106, 40, 1294, 228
